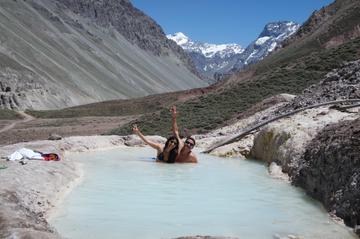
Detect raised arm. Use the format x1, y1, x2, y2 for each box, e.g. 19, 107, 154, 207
132, 124, 162, 153
170, 106, 179, 137
170, 106, 184, 148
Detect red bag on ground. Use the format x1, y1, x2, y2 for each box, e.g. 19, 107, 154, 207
41, 153, 60, 161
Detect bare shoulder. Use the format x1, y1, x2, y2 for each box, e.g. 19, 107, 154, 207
188, 152, 198, 163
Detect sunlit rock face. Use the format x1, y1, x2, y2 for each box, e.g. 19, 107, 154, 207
0, 0, 205, 110
250, 60, 360, 174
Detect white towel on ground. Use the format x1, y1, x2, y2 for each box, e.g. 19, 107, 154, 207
7, 148, 43, 161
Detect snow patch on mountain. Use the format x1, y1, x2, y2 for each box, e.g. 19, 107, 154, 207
168, 32, 190, 45
268, 42, 278, 52
167, 32, 244, 58
167, 21, 300, 83
255, 36, 270, 45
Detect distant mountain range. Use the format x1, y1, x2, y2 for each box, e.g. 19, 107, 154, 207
167, 21, 300, 83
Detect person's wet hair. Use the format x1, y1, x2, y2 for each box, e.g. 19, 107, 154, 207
163, 136, 179, 163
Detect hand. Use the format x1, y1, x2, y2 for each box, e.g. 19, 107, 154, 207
132, 124, 139, 134
164, 143, 176, 152
170, 105, 177, 117
168, 143, 176, 151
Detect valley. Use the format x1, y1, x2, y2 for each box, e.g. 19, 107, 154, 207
0, 0, 359, 238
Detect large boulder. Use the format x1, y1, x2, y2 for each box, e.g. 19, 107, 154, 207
250, 107, 357, 176
199, 95, 293, 158
294, 117, 360, 232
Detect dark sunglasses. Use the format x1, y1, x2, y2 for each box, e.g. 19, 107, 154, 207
185, 140, 195, 147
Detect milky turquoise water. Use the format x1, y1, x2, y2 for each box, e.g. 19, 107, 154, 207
50, 147, 356, 239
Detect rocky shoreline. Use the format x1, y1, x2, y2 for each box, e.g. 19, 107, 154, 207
250, 106, 359, 236
0, 135, 166, 239
249, 60, 360, 236
253, 61, 360, 236
296, 117, 360, 233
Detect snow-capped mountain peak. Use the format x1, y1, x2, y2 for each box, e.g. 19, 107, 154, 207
243, 21, 300, 66
167, 32, 244, 58
200, 43, 244, 58
167, 32, 190, 46
167, 21, 300, 83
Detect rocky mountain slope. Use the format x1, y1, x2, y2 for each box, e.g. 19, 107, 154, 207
275, 60, 360, 114
0, 0, 205, 110
283, 0, 360, 48
231, 21, 299, 71
167, 21, 299, 82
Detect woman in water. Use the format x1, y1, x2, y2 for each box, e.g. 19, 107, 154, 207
132, 124, 179, 163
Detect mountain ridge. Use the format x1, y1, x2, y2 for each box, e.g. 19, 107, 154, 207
167, 32, 245, 58
56, 0, 199, 76
0, 0, 205, 110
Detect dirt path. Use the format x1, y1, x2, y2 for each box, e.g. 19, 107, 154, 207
0, 111, 34, 133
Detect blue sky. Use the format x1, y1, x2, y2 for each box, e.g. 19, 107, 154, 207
131, 0, 334, 47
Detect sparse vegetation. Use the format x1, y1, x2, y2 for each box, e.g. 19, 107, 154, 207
26, 93, 182, 118
0, 109, 22, 120
111, 37, 360, 136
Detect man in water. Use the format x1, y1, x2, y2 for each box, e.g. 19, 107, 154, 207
170, 106, 198, 163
